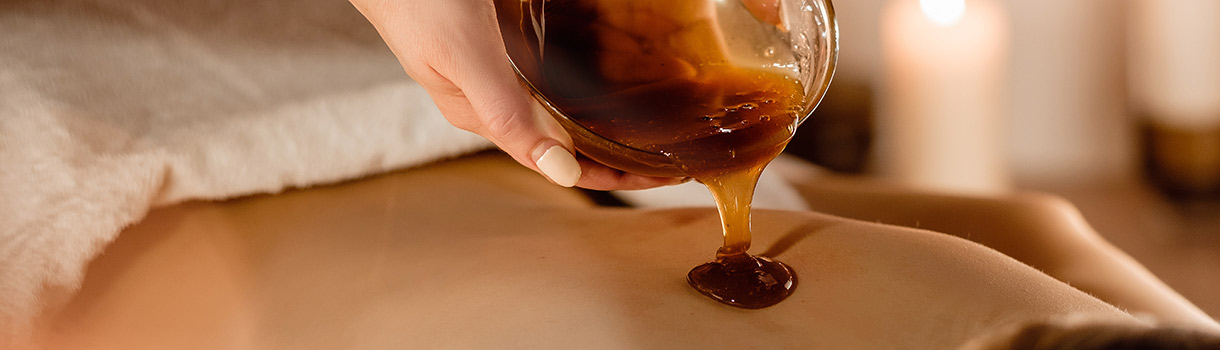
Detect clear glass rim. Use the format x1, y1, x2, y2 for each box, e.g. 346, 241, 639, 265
505, 0, 840, 161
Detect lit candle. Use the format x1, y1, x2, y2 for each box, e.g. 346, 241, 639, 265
877, 0, 1010, 193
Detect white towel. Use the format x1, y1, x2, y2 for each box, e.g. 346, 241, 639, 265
0, 0, 807, 343
0, 0, 492, 340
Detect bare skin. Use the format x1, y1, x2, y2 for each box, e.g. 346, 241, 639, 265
34, 152, 1210, 350
778, 159, 1220, 332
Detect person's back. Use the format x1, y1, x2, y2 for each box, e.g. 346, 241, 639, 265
36, 153, 1220, 349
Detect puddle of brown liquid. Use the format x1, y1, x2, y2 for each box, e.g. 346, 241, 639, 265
688, 163, 797, 308
497, 0, 802, 309
688, 253, 796, 309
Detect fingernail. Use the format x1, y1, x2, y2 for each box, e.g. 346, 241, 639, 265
536, 145, 581, 187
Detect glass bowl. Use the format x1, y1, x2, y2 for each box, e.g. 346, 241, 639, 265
497, 0, 838, 178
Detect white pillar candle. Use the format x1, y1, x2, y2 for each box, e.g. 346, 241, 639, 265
1130, 0, 1220, 128
1129, 0, 1220, 194
1005, 0, 1131, 186
878, 0, 1009, 193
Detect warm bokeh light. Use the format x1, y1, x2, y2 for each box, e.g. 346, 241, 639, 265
919, 0, 965, 26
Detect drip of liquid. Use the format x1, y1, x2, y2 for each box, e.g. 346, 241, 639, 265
687, 165, 796, 309
496, 0, 800, 308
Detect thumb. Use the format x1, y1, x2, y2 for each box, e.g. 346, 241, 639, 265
451, 57, 582, 188
484, 94, 584, 188
351, 0, 583, 187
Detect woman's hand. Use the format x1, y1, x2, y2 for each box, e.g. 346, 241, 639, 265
349, 0, 684, 190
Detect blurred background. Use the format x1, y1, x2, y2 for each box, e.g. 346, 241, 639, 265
787, 0, 1220, 318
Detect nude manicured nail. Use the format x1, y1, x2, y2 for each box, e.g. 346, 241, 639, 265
536, 145, 581, 187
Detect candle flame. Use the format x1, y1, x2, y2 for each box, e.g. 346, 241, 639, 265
919, 0, 965, 27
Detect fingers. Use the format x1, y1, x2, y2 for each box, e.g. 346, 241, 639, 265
574, 157, 691, 191
437, 88, 682, 191
423, 41, 686, 191
441, 5, 700, 191
440, 27, 585, 187
354, 0, 688, 191
424, 79, 580, 188
369, 0, 581, 187
741, 0, 784, 29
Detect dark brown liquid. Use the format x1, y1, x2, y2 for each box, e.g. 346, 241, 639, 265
497, 0, 799, 308
687, 252, 796, 309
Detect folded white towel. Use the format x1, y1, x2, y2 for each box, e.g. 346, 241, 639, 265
0, 0, 491, 341
0, 0, 807, 343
